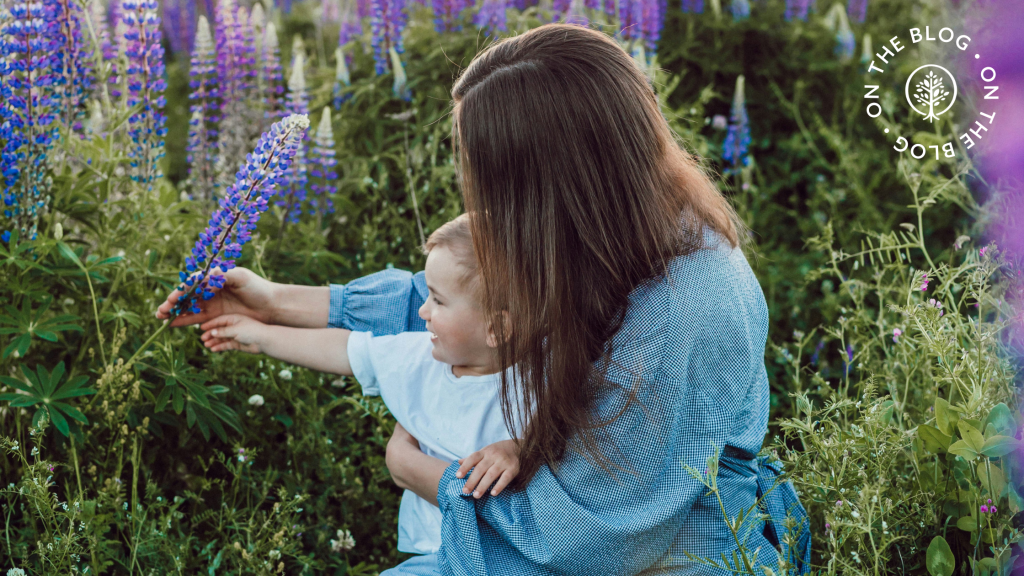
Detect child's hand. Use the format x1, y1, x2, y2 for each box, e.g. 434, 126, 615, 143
199, 314, 270, 353
456, 439, 519, 499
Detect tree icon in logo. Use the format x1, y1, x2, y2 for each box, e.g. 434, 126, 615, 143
905, 64, 958, 123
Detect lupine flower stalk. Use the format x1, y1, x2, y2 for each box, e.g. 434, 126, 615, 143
389, 46, 411, 101
339, 1, 361, 43
122, 0, 168, 189
563, 0, 587, 26
174, 114, 310, 316
722, 74, 751, 175
333, 46, 352, 108
163, 0, 197, 54
618, 0, 641, 45
257, 21, 284, 129
187, 15, 219, 200
859, 33, 872, 66
87, 0, 114, 61
640, 0, 662, 51
823, 3, 854, 62
847, 0, 865, 23
53, 0, 94, 131
0, 0, 62, 243
370, 0, 407, 75
356, 0, 370, 18
680, 0, 703, 13
474, 0, 506, 35
215, 0, 258, 186
276, 51, 308, 224
730, 0, 749, 21
308, 108, 337, 221
431, 0, 470, 33
784, 0, 812, 21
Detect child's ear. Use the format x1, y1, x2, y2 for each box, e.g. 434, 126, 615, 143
485, 311, 510, 349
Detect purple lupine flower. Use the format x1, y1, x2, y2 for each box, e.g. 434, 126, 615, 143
53, 0, 95, 132
564, 0, 589, 26
122, 0, 168, 189
370, 0, 407, 75
640, 0, 662, 51
432, 0, 471, 33
308, 108, 338, 220
475, 0, 507, 35
163, 0, 197, 54
681, 0, 703, 13
257, 21, 284, 128
722, 75, 751, 174
174, 114, 310, 316
275, 53, 309, 224
215, 0, 258, 186
357, 0, 370, 18
276, 0, 292, 14
892, 328, 902, 342
785, 0, 812, 21
618, 0, 642, 45
552, 0, 570, 21
1, 0, 62, 242
847, 0, 865, 24
187, 15, 218, 200
730, 0, 749, 20
108, 0, 122, 29
339, 3, 362, 43
333, 46, 352, 108
87, 0, 116, 62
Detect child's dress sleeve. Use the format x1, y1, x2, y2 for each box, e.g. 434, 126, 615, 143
345, 331, 380, 396
327, 268, 428, 334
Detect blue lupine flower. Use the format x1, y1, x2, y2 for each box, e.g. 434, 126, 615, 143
187, 15, 218, 200
308, 108, 338, 219
339, 4, 362, 42
275, 53, 309, 224
370, 0, 407, 75
333, 46, 352, 108
785, 0, 812, 21
432, 0, 471, 32
730, 0, 749, 20
473, 0, 506, 37
163, 0, 197, 54
54, 0, 95, 131
174, 114, 310, 316
681, 0, 703, 13
847, 0, 866, 23
722, 75, 751, 174
122, 0, 168, 189
1, 0, 62, 242
810, 339, 825, 365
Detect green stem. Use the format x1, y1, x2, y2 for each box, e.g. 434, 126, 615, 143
83, 266, 107, 366
124, 320, 172, 369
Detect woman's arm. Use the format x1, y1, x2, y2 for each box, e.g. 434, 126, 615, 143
386, 423, 449, 506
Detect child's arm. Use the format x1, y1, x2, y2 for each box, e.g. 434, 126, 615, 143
455, 439, 520, 499
199, 314, 354, 375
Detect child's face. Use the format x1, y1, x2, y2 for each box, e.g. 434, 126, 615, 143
418, 247, 498, 376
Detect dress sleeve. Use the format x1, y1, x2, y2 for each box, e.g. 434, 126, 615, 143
327, 267, 428, 334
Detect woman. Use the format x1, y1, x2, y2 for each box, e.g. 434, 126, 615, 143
159, 24, 810, 575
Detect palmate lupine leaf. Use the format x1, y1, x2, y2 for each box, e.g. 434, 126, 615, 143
0, 298, 83, 359
0, 361, 95, 436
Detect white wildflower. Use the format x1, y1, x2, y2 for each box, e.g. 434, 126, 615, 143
248, 394, 265, 407
278, 369, 293, 380
330, 379, 346, 389
8, 568, 28, 576
330, 529, 355, 552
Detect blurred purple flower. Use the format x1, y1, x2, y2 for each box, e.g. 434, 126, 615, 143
785, 0, 812, 21
730, 0, 749, 21
847, 0, 866, 24
370, 0, 407, 75
723, 75, 751, 174
475, 0, 507, 34
54, 0, 95, 130
308, 108, 338, 220
163, 0, 197, 54
122, 0, 168, 189
432, 0, 471, 32
188, 15, 219, 200
276, 53, 309, 224
680, 0, 702, 13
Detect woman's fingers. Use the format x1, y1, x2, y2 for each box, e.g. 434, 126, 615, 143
462, 459, 492, 495
490, 470, 516, 496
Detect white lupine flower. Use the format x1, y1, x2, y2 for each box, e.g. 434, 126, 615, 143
330, 529, 355, 552
248, 395, 265, 407
8, 568, 28, 576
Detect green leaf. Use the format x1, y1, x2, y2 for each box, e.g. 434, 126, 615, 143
981, 435, 1018, 458
154, 386, 173, 412
47, 406, 70, 437
936, 397, 958, 436
57, 241, 84, 267
956, 516, 977, 532
0, 376, 34, 393
53, 402, 89, 424
984, 403, 1016, 436
948, 440, 978, 460
958, 421, 986, 453
10, 396, 41, 408
274, 414, 293, 428
918, 425, 952, 453
47, 362, 66, 396
926, 536, 956, 576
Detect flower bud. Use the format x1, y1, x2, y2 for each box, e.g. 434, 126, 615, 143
54, 223, 63, 240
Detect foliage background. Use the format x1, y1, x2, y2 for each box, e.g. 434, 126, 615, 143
1, 0, 1022, 573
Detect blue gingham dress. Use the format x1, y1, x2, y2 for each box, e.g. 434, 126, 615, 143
328, 230, 811, 576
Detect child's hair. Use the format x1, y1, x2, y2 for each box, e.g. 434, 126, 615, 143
421, 213, 481, 297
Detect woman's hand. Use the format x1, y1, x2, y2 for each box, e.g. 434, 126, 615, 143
456, 439, 520, 498
156, 267, 278, 327
199, 314, 270, 353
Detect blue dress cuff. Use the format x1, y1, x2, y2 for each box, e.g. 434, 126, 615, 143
327, 284, 347, 329
437, 460, 466, 513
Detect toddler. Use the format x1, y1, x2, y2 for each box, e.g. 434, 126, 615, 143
199, 213, 521, 555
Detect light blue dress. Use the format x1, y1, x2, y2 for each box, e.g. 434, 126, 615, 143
328, 229, 811, 576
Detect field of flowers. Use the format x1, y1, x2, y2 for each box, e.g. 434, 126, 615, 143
0, 0, 1021, 573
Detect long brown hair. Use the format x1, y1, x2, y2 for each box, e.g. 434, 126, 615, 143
451, 24, 745, 488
